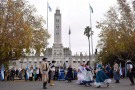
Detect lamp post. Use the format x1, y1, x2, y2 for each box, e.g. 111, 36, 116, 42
84, 26, 91, 65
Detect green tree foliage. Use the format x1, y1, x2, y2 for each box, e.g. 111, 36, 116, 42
96, 0, 135, 65
0, 0, 50, 64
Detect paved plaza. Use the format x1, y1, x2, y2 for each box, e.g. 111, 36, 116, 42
0, 79, 135, 90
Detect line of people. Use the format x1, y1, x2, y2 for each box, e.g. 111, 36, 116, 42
1, 67, 42, 81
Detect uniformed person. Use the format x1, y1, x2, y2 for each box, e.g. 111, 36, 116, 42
41, 57, 49, 89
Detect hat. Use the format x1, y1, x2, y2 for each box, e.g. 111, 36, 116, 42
52, 60, 56, 63
42, 57, 47, 61
126, 60, 132, 64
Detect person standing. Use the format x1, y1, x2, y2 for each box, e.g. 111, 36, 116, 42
65, 65, 73, 82
48, 63, 51, 83
16, 69, 19, 77
105, 64, 111, 78
49, 61, 56, 86
39, 68, 42, 81
10, 68, 15, 81
29, 67, 33, 81
6, 69, 9, 81
126, 60, 135, 86
36, 67, 39, 81
54, 67, 59, 80
113, 63, 120, 83
73, 68, 77, 80
41, 57, 49, 89
58, 67, 65, 81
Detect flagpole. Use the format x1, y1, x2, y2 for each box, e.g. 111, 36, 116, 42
47, 1, 48, 31
46, 1, 49, 55
89, 4, 93, 56
69, 27, 71, 52
69, 26, 71, 66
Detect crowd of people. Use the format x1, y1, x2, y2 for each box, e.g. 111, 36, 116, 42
0, 67, 42, 81
0, 58, 135, 89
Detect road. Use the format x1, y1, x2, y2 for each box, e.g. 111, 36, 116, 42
0, 79, 135, 90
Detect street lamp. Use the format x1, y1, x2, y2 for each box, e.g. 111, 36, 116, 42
84, 26, 91, 65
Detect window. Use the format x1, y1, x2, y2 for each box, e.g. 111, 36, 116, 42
56, 19, 59, 23
20, 61, 23, 63
34, 62, 37, 63
13, 62, 16, 65
56, 26, 59, 29
73, 61, 76, 63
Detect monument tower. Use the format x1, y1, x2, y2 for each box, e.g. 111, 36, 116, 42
52, 9, 64, 65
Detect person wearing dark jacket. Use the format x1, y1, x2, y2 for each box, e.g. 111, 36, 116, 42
126, 60, 135, 86
65, 65, 73, 82
10, 68, 15, 81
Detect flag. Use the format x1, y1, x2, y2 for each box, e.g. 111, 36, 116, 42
26, 64, 29, 70
47, 2, 52, 12
26, 64, 29, 80
34, 64, 36, 70
1, 64, 4, 80
68, 27, 71, 35
89, 3, 93, 13
119, 62, 123, 76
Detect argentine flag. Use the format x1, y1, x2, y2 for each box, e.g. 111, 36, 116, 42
1, 64, 4, 80
89, 3, 93, 13
26, 65, 29, 80
119, 63, 123, 76
47, 2, 52, 12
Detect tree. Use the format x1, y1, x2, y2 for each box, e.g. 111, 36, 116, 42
0, 0, 50, 65
84, 26, 91, 64
96, 0, 135, 64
